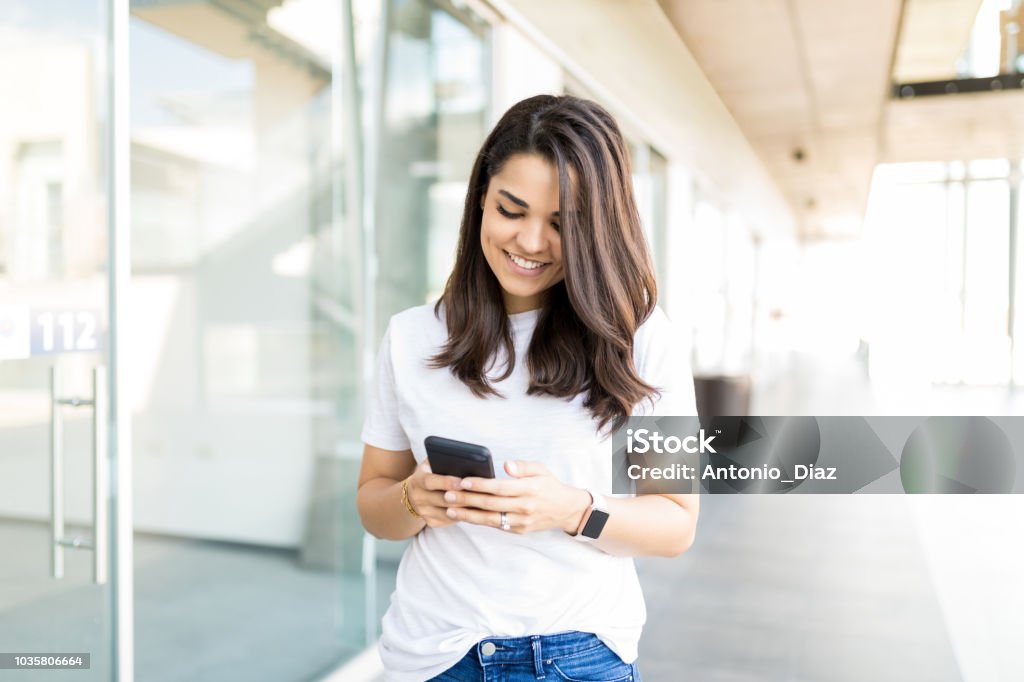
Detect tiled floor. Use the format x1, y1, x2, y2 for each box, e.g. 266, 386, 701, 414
624, 351, 1024, 682
0, 521, 396, 682
634, 495, 963, 682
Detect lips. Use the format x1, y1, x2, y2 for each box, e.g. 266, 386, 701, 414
504, 250, 551, 276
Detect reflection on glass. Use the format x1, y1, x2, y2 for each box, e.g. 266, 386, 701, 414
375, 0, 489, 335
129, 0, 364, 678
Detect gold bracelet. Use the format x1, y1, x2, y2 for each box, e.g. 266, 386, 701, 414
401, 477, 422, 519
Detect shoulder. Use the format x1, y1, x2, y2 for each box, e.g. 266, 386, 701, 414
633, 305, 688, 377
637, 305, 672, 334
384, 301, 447, 355
389, 301, 444, 332
634, 305, 674, 351
632, 305, 698, 415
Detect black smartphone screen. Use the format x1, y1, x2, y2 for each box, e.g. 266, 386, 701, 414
424, 435, 495, 479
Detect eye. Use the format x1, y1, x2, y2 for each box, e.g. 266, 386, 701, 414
496, 204, 522, 219
551, 222, 561, 232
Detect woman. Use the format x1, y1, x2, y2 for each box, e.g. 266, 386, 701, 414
358, 94, 699, 682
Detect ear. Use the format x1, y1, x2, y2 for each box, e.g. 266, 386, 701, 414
479, 193, 486, 210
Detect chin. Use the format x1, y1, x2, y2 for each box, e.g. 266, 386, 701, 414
502, 281, 545, 297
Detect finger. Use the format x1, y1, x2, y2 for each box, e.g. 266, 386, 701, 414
443, 490, 521, 511
412, 491, 450, 511
423, 512, 457, 528
459, 477, 524, 495
423, 473, 464, 491
447, 506, 508, 530
504, 460, 549, 478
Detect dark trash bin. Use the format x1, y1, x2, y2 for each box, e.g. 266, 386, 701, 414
693, 375, 751, 417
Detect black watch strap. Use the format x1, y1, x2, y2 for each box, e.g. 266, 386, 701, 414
579, 490, 609, 540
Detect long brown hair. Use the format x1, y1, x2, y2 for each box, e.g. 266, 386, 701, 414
429, 94, 659, 433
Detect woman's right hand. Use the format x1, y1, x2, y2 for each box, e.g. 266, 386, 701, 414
406, 460, 464, 529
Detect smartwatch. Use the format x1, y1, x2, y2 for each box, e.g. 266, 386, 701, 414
572, 489, 609, 540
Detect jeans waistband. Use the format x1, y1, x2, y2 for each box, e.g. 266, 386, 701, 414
474, 630, 603, 664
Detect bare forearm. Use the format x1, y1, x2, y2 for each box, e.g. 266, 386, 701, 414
357, 477, 426, 541
563, 492, 697, 557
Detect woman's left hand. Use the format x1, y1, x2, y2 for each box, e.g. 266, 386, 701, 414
443, 460, 591, 534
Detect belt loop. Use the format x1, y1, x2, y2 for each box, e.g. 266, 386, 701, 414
531, 635, 545, 679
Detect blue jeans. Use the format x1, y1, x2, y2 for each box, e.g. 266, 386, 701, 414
428, 631, 642, 682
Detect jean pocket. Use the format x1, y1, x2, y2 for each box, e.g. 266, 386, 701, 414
427, 649, 481, 682
548, 644, 636, 682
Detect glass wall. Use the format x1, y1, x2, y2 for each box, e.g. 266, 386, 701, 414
368, 0, 491, 622
128, 0, 364, 678
648, 148, 669, 295
628, 141, 670, 303
689, 192, 757, 377
1015, 163, 1024, 385
374, 0, 490, 337
865, 159, 1022, 387
0, 0, 114, 678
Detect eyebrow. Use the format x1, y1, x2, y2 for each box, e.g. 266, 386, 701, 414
498, 189, 560, 217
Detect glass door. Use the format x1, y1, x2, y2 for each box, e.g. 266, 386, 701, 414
0, 0, 117, 678
126, 1, 369, 679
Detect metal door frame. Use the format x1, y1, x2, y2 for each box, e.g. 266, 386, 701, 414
106, 0, 133, 679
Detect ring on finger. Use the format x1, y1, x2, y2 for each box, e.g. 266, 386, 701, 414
499, 511, 510, 531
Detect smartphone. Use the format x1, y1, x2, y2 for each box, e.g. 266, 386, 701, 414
424, 435, 495, 479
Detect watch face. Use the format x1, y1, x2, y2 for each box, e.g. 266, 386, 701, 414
581, 509, 609, 539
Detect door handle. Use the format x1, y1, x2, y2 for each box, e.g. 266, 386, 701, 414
93, 367, 108, 585
50, 366, 63, 579
49, 365, 108, 585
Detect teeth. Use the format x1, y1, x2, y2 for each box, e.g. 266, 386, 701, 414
507, 251, 546, 270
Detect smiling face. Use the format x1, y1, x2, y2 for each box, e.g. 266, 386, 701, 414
480, 153, 565, 314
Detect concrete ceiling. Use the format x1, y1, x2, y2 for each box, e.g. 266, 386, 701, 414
892, 0, 981, 82
884, 88, 1024, 162
658, 0, 904, 240
884, 0, 1024, 164
659, 0, 1024, 239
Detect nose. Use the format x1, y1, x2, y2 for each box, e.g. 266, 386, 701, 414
515, 217, 550, 256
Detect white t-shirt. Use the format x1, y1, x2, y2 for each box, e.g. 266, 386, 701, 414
361, 301, 697, 682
